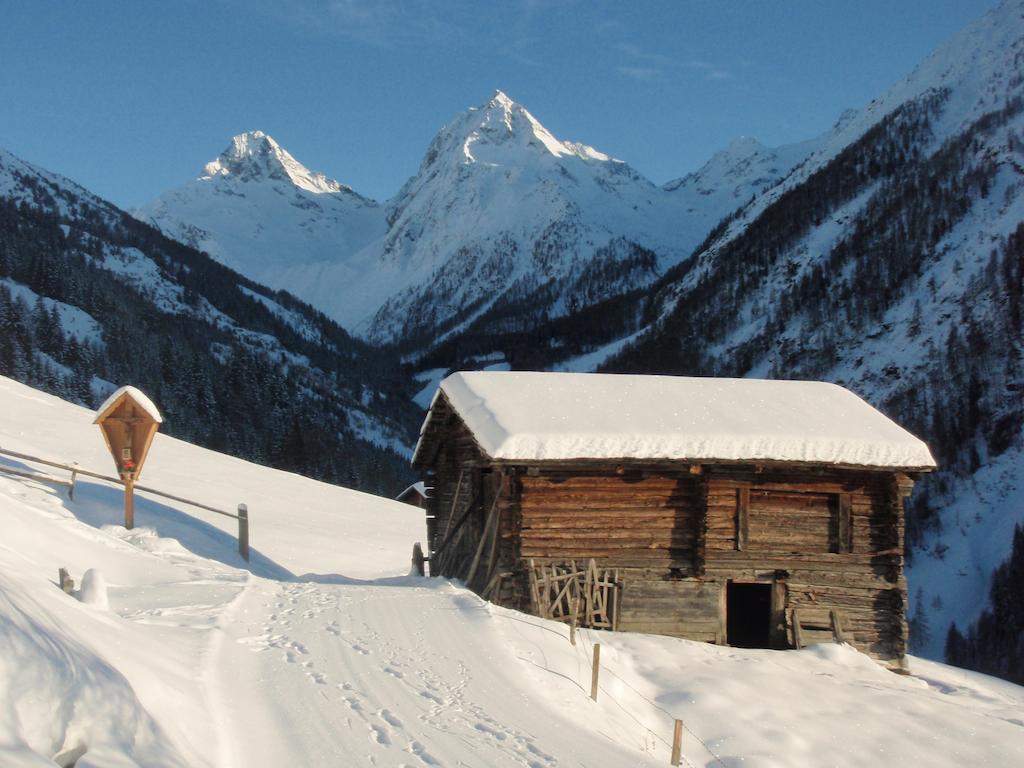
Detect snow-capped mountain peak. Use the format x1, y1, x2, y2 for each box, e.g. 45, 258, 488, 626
136, 132, 385, 280
429, 90, 614, 170
201, 130, 350, 195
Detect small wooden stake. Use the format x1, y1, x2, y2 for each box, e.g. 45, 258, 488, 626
58, 568, 75, 594
412, 542, 426, 576
124, 479, 135, 530
569, 595, 579, 646
671, 719, 683, 766
237, 504, 250, 561
590, 642, 601, 701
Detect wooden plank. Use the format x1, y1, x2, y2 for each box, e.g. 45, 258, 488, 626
439, 469, 466, 541
791, 608, 804, 649
717, 581, 727, 644
831, 609, 846, 644
430, 489, 481, 573
771, 579, 787, 648
736, 487, 749, 551
838, 493, 852, 553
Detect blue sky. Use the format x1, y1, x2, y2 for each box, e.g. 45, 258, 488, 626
0, 0, 997, 208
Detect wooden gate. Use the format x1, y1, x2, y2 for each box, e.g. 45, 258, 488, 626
528, 558, 621, 630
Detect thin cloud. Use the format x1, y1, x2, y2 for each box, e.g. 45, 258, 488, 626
614, 42, 679, 69
614, 41, 733, 83
225, 0, 472, 48
616, 66, 666, 83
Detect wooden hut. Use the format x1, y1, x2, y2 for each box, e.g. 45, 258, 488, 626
396, 481, 429, 509
412, 372, 936, 667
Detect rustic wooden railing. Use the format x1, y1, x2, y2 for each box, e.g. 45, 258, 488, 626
0, 446, 250, 561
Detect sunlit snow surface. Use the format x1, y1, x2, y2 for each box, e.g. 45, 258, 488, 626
1, 376, 1021, 766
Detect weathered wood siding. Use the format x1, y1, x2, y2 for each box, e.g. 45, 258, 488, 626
499, 469, 716, 638
703, 468, 908, 661
518, 471, 701, 569
616, 579, 719, 641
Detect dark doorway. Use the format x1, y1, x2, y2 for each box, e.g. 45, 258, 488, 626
726, 582, 772, 648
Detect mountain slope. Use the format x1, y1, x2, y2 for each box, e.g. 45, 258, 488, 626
0, 146, 419, 494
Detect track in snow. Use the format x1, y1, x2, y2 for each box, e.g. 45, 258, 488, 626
218, 577, 659, 768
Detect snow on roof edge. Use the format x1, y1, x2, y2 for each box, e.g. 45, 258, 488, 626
420, 371, 936, 471
93, 385, 163, 424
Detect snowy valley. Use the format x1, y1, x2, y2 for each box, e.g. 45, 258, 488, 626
2, 376, 1022, 767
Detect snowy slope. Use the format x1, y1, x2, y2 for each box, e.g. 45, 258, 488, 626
0, 147, 124, 226
2, 376, 1023, 767
663, 133, 821, 223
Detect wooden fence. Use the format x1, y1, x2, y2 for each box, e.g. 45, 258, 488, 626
0, 446, 250, 561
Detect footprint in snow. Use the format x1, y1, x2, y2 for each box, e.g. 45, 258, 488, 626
473, 722, 508, 741
369, 724, 391, 746
379, 709, 403, 728
406, 740, 440, 766
342, 696, 363, 712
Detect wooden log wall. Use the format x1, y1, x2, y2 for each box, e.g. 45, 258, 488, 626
517, 471, 701, 570
495, 469, 709, 635
418, 400, 914, 664
703, 467, 910, 662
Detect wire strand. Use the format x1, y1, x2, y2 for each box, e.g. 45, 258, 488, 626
499, 611, 731, 768
568, 624, 728, 768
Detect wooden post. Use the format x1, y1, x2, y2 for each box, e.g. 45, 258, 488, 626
68, 468, 77, 501
590, 642, 601, 701
237, 504, 249, 561
569, 595, 580, 646
58, 568, 75, 594
124, 479, 135, 529
671, 719, 683, 766
791, 608, 804, 649
412, 542, 426, 576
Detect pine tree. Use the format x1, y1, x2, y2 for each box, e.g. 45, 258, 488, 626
908, 586, 932, 654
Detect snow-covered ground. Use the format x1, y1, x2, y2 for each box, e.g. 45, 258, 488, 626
1, 376, 1022, 767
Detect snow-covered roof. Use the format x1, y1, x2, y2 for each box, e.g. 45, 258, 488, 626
93, 385, 163, 424
414, 372, 936, 470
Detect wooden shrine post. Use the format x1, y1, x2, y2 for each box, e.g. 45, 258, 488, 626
93, 386, 162, 530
